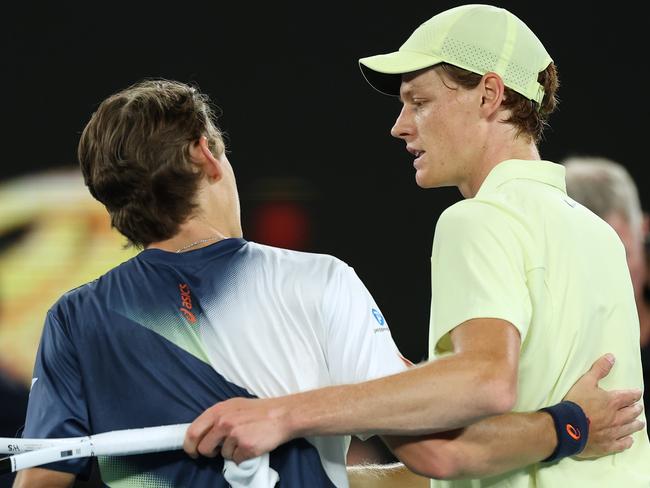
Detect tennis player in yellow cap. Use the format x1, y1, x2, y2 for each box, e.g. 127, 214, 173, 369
184, 4, 650, 487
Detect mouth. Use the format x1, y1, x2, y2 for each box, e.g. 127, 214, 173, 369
407, 147, 425, 165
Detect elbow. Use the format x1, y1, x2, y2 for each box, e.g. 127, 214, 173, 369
412, 459, 460, 480
398, 443, 463, 480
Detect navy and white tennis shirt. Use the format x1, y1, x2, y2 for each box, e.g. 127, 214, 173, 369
23, 238, 407, 487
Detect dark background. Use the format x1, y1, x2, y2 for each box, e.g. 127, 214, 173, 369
1, 1, 646, 363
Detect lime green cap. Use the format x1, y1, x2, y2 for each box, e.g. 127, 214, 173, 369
359, 4, 553, 104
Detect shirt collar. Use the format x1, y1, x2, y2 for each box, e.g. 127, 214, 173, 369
139, 237, 248, 264
475, 159, 566, 197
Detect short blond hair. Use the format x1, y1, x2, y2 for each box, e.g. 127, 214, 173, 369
563, 156, 643, 239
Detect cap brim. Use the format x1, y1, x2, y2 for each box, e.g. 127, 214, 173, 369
359, 50, 444, 96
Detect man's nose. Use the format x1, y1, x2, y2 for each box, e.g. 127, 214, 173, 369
390, 105, 412, 140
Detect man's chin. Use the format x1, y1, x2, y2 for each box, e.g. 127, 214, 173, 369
415, 171, 437, 189
415, 174, 453, 191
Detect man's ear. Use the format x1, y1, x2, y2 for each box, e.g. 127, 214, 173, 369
190, 136, 223, 182
479, 72, 506, 118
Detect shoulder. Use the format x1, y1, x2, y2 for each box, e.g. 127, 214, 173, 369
439, 197, 513, 221
436, 198, 514, 238
48, 253, 140, 323
246, 241, 350, 277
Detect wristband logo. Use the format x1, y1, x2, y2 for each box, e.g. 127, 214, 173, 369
566, 423, 581, 440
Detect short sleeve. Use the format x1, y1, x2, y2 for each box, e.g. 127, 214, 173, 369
321, 262, 409, 386
22, 309, 92, 476
430, 201, 532, 356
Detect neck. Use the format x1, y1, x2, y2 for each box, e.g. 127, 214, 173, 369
460, 137, 540, 198
147, 218, 242, 253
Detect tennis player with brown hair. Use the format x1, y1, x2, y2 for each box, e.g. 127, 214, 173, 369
16, 80, 412, 487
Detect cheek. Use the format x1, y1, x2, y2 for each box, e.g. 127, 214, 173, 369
421, 106, 465, 141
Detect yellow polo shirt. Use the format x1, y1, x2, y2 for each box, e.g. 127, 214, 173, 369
429, 160, 650, 487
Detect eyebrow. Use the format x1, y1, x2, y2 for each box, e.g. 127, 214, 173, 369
398, 88, 414, 103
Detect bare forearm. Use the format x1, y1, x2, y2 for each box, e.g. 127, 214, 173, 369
287, 352, 515, 438
385, 411, 556, 479
13, 468, 75, 488
445, 411, 555, 477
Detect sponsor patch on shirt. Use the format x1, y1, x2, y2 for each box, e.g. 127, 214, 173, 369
372, 308, 388, 333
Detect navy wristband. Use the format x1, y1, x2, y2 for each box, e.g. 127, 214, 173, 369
540, 400, 589, 462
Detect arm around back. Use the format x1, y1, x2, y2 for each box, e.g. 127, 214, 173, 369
381, 353, 644, 479
383, 317, 522, 479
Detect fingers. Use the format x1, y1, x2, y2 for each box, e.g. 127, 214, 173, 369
221, 434, 258, 464
183, 398, 281, 464
197, 428, 226, 458
221, 434, 237, 460
184, 403, 236, 458
613, 401, 645, 440
586, 353, 616, 384
616, 402, 644, 425
232, 444, 258, 465
184, 411, 216, 459
584, 403, 645, 458
611, 388, 643, 409
615, 419, 646, 439
606, 435, 635, 454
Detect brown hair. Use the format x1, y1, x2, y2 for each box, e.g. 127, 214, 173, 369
439, 62, 560, 144
78, 79, 225, 248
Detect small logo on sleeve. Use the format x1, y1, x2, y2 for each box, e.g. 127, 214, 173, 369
179, 283, 197, 324
566, 423, 581, 440
372, 308, 388, 333
372, 308, 385, 325
563, 197, 577, 208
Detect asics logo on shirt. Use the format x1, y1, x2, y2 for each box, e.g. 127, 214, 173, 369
179, 283, 197, 324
